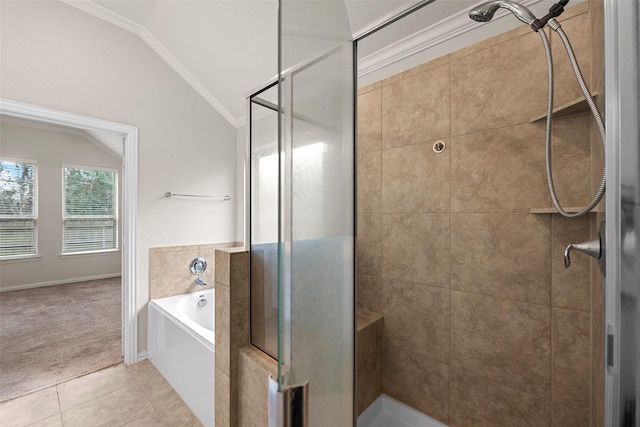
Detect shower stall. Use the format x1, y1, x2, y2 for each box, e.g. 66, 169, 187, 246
246, 0, 639, 425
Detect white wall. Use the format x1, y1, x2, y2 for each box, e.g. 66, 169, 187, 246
0, 0, 237, 354
236, 126, 246, 245
0, 121, 122, 290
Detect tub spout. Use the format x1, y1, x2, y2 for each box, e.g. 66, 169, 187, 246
195, 278, 207, 286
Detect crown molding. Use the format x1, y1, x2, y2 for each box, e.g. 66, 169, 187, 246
61, 0, 242, 128
358, 0, 544, 80
352, 0, 433, 40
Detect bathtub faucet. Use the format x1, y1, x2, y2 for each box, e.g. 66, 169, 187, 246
195, 278, 207, 287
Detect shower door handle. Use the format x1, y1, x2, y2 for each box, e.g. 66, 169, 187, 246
564, 220, 606, 275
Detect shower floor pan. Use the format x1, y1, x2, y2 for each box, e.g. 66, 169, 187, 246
358, 395, 448, 427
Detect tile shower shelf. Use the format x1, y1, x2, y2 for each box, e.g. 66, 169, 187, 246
530, 206, 604, 214
529, 92, 599, 122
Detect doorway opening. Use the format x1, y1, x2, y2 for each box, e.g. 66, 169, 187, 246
0, 99, 138, 401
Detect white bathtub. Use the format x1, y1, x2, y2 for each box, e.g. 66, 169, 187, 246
148, 289, 215, 427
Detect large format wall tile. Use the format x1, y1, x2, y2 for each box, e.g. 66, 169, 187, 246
150, 243, 236, 299
381, 140, 449, 213
450, 25, 540, 62
549, 114, 593, 208
149, 245, 202, 299
383, 345, 449, 424
381, 54, 450, 87
551, 10, 591, 106
357, 310, 380, 359
357, 274, 383, 313
238, 348, 277, 412
357, 214, 382, 276
381, 213, 449, 287
358, 88, 382, 154
552, 308, 590, 409
451, 32, 548, 136
357, 349, 380, 415
358, 81, 381, 96
450, 368, 551, 427
382, 278, 449, 363
450, 124, 551, 212
357, 151, 382, 214
381, 63, 450, 149
552, 402, 590, 427
215, 285, 231, 376
451, 213, 551, 304
450, 291, 551, 398
238, 391, 267, 427
552, 215, 591, 311
214, 369, 232, 427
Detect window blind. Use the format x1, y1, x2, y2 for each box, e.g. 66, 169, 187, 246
0, 160, 37, 257
62, 166, 117, 254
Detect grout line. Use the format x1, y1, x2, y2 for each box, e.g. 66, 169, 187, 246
450, 119, 540, 139
550, 214, 555, 308
451, 364, 552, 402
55, 385, 64, 426
378, 87, 383, 216
550, 302, 555, 407
447, 55, 453, 423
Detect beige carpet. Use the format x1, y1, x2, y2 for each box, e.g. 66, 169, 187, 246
0, 277, 123, 402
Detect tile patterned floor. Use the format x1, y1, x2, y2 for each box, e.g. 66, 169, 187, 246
0, 361, 203, 427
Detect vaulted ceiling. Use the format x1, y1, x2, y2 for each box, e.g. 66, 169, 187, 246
61, 0, 580, 128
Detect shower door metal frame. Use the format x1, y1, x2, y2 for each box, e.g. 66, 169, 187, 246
604, 0, 640, 426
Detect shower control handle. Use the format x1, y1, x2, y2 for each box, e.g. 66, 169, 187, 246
564, 239, 600, 268
564, 220, 606, 275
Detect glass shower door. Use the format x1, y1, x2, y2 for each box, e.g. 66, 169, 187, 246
276, 0, 355, 425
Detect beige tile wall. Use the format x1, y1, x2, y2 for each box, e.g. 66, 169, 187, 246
357, 2, 603, 425
149, 242, 237, 299
234, 310, 384, 426
214, 247, 250, 427
357, 310, 383, 415
237, 347, 277, 427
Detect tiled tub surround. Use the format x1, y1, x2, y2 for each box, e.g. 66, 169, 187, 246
357, 2, 602, 426
149, 242, 238, 300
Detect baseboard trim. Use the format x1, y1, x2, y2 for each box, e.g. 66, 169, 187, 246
0, 273, 121, 292
137, 351, 148, 362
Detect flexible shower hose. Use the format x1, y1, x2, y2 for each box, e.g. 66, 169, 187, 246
538, 22, 606, 218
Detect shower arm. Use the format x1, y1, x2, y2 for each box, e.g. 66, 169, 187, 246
531, 0, 570, 31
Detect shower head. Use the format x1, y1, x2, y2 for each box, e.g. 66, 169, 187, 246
469, 0, 538, 27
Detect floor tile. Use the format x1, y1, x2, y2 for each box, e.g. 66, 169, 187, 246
57, 364, 138, 411
61, 386, 155, 427
0, 387, 60, 427
26, 414, 62, 427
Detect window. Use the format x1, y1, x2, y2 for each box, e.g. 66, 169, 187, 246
62, 165, 117, 254
0, 159, 38, 258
